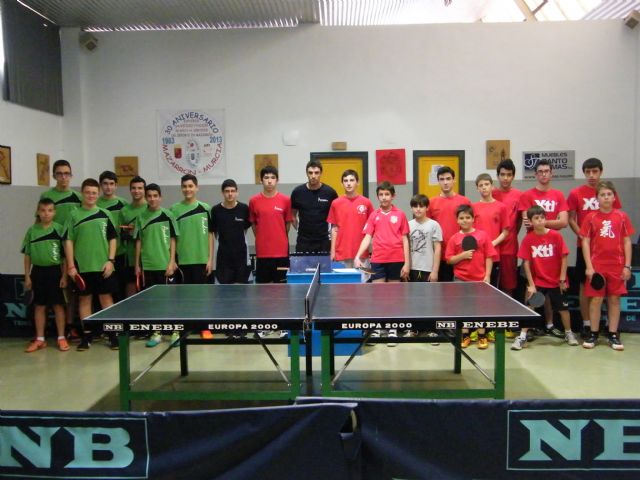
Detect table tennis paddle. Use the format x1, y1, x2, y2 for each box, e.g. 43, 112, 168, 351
527, 291, 545, 309
72, 272, 86, 292
23, 289, 34, 306
461, 235, 478, 251
166, 267, 184, 285
590, 272, 606, 291
356, 266, 375, 275
136, 271, 144, 292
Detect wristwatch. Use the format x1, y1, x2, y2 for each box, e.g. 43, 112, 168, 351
624, 265, 632, 270
108, 258, 115, 263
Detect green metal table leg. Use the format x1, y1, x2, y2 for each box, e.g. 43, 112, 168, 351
494, 329, 505, 399
118, 334, 131, 411
289, 331, 301, 397
321, 331, 332, 395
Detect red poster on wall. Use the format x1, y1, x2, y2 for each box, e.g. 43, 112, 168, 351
376, 149, 406, 185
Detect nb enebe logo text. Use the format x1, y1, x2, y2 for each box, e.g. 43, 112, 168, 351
507, 409, 640, 471
0, 416, 149, 478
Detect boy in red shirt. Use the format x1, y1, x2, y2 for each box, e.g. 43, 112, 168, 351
328, 169, 374, 267
445, 204, 497, 349
354, 181, 410, 345
427, 166, 471, 282
568, 158, 622, 338
580, 181, 634, 351
513, 206, 579, 350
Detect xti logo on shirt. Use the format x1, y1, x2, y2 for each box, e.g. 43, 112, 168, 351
599, 220, 615, 238
531, 244, 555, 258
582, 197, 599, 210
534, 199, 557, 212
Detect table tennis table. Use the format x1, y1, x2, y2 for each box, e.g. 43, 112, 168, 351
86, 271, 539, 410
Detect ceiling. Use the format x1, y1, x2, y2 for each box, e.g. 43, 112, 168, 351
12, 0, 640, 31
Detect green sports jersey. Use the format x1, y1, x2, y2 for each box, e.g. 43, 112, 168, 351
98, 196, 128, 255
171, 200, 212, 265
21, 222, 65, 267
41, 188, 82, 226
119, 202, 147, 266
65, 207, 117, 273
134, 208, 179, 271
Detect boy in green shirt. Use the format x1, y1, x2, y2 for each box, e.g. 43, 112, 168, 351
40, 159, 82, 227
171, 174, 214, 339
22, 198, 69, 353
118, 176, 147, 297
134, 184, 179, 347
64, 178, 118, 351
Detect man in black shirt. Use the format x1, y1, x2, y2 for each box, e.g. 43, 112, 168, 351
291, 160, 338, 253
210, 179, 252, 284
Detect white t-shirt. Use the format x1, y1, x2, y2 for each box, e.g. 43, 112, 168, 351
409, 218, 443, 272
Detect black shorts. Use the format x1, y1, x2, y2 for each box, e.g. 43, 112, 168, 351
295, 239, 330, 254
575, 247, 586, 283
31, 265, 66, 306
123, 266, 137, 283
409, 270, 430, 282
438, 260, 454, 282
255, 257, 289, 284
77, 271, 119, 297
216, 263, 251, 284
371, 262, 403, 281
537, 286, 569, 312
143, 270, 170, 288
180, 264, 208, 284
490, 262, 500, 288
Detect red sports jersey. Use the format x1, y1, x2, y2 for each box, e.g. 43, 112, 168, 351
472, 200, 508, 255
567, 184, 622, 246
362, 205, 410, 263
492, 187, 522, 255
248, 192, 292, 258
518, 229, 569, 289
518, 188, 568, 228
427, 194, 471, 248
579, 210, 635, 268
445, 229, 497, 282
327, 195, 374, 261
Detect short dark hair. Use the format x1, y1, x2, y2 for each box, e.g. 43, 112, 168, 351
475, 173, 492, 185
535, 159, 552, 171
81, 178, 100, 191
410, 194, 429, 208
306, 159, 323, 172
341, 169, 359, 182
376, 181, 395, 196
99, 170, 118, 183
129, 176, 146, 188
437, 166, 455, 179
496, 158, 515, 176
38, 198, 55, 208
596, 180, 617, 196
456, 204, 474, 218
52, 159, 71, 173
221, 179, 238, 191
260, 165, 279, 180
145, 183, 162, 195
527, 205, 545, 220
181, 174, 198, 185
582, 157, 603, 172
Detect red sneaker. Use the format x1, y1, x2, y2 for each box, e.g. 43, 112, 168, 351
25, 340, 47, 353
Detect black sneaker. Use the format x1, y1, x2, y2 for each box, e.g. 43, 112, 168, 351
581, 326, 591, 340
77, 338, 91, 351
543, 326, 564, 338
582, 333, 598, 349
608, 333, 624, 351
108, 334, 119, 351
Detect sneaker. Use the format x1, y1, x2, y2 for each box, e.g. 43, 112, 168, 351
564, 331, 579, 346
108, 334, 119, 351
505, 329, 517, 339
366, 330, 381, 345
170, 331, 181, 347
487, 330, 496, 343
469, 330, 478, 342
25, 339, 46, 353
257, 331, 270, 339
387, 329, 398, 347
461, 336, 471, 348
477, 336, 489, 349
67, 327, 81, 341
279, 331, 288, 339
526, 330, 536, 342
582, 333, 598, 349
200, 330, 213, 339
426, 331, 440, 346
511, 336, 527, 351
146, 332, 162, 348
543, 326, 564, 338
403, 330, 417, 338
57, 338, 70, 352
581, 326, 591, 340
608, 333, 624, 351
77, 338, 91, 351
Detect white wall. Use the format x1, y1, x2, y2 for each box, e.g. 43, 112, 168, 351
57, 20, 639, 185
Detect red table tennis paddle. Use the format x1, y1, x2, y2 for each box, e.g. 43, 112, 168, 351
136, 271, 144, 292
461, 235, 478, 251
590, 272, 606, 291
72, 272, 86, 292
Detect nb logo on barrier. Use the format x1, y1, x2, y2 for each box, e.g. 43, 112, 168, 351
0, 416, 149, 478
436, 321, 456, 329
104, 323, 124, 332
507, 409, 640, 471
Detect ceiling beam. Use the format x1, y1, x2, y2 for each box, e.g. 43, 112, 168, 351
513, 0, 538, 21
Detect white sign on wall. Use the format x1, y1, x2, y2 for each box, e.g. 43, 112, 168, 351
522, 150, 575, 180
157, 109, 226, 180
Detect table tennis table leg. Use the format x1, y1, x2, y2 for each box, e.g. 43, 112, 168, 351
320, 331, 332, 395
454, 328, 462, 374
304, 328, 313, 377
494, 329, 506, 399
180, 336, 188, 377
290, 330, 301, 397
329, 331, 335, 375
118, 334, 132, 411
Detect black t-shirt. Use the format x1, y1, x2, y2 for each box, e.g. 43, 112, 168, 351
210, 202, 251, 266
291, 183, 338, 243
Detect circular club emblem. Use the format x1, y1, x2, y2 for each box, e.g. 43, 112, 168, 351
390, 215, 398, 224
357, 205, 368, 214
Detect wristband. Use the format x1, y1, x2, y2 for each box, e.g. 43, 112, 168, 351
624, 265, 631, 270
108, 258, 115, 263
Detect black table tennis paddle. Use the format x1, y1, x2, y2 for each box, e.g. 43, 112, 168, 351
462, 235, 478, 251
23, 289, 34, 306
527, 291, 545, 308
590, 272, 606, 291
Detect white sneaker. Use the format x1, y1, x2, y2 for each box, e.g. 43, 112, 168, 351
279, 330, 288, 339
366, 330, 381, 345
169, 331, 180, 347
426, 331, 440, 346
402, 330, 417, 338
387, 329, 398, 347
564, 331, 579, 346
257, 331, 269, 339
511, 336, 527, 351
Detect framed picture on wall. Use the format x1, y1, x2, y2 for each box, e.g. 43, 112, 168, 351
310, 151, 369, 197
0, 145, 11, 185
36, 153, 50, 186
413, 150, 465, 197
